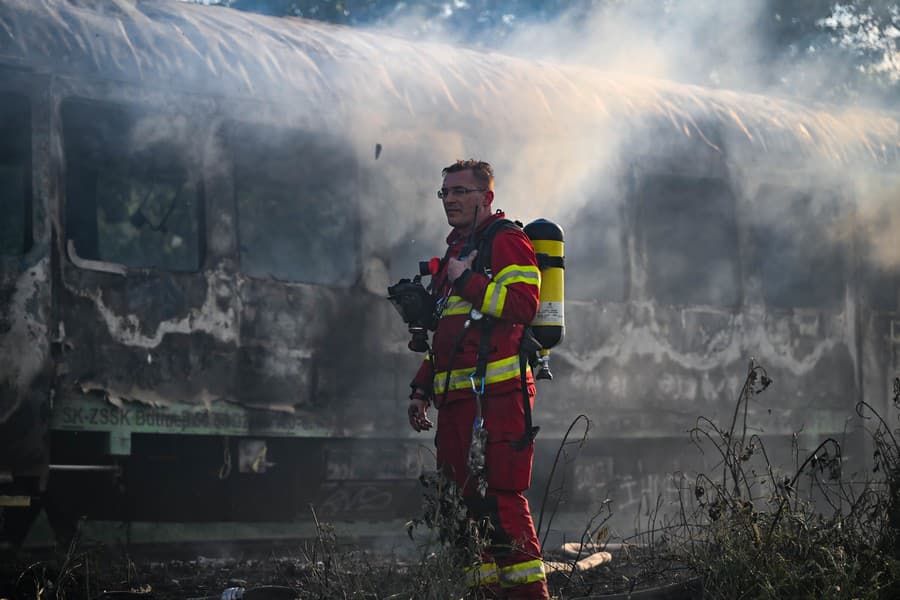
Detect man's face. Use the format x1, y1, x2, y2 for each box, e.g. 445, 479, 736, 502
440, 169, 493, 233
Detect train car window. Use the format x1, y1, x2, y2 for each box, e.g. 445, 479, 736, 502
566, 188, 625, 302
638, 175, 740, 306
0, 93, 32, 256
747, 186, 845, 308
227, 122, 357, 286
62, 99, 203, 271
857, 188, 900, 311
862, 264, 900, 311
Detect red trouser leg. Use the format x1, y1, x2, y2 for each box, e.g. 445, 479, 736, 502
436, 390, 549, 600
466, 491, 549, 599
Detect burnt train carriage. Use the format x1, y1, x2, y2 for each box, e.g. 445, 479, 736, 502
0, 0, 898, 544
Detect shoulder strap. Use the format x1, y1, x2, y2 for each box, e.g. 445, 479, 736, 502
473, 218, 522, 278
473, 217, 541, 449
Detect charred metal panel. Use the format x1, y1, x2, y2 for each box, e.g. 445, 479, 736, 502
0, 90, 39, 424
47, 80, 415, 439
235, 276, 413, 435
57, 266, 238, 405
0, 261, 51, 478
864, 314, 900, 435
549, 148, 865, 442
0, 77, 52, 484
0, 266, 48, 422
219, 116, 413, 433
551, 298, 859, 440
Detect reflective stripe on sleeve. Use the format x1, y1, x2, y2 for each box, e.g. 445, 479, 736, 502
481, 281, 508, 315
499, 559, 546, 587
433, 354, 528, 394
480, 264, 540, 316
493, 264, 541, 287
464, 562, 499, 587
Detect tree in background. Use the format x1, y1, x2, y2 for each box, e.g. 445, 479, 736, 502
184, 0, 899, 104
766, 1, 898, 103
197, 0, 575, 40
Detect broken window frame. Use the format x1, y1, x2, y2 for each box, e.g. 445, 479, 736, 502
635, 173, 742, 308
61, 97, 206, 274
853, 175, 900, 312
745, 184, 848, 310
565, 179, 627, 303
225, 119, 360, 287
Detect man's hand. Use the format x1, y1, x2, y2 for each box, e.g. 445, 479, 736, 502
447, 250, 477, 283
408, 397, 433, 432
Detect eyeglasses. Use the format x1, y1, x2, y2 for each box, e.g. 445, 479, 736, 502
437, 186, 487, 200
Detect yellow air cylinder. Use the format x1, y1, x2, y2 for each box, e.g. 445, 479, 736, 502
524, 219, 565, 380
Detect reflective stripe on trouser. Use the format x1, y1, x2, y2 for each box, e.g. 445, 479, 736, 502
433, 354, 528, 395
470, 491, 549, 599
499, 559, 546, 587
464, 562, 499, 587
436, 391, 549, 600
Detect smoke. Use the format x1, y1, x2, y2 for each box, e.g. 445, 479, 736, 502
835, 178, 900, 271
168, 1, 900, 287
494, 0, 770, 90
356, 0, 900, 285
369, 1, 899, 103
27, 0, 895, 296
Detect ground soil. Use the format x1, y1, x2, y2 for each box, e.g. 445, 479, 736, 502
0, 542, 697, 599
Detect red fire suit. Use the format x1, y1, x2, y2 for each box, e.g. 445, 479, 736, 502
411, 211, 548, 599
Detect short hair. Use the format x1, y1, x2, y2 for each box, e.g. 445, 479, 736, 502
442, 159, 494, 189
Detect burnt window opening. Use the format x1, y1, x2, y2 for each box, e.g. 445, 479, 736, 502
0, 93, 32, 256
62, 98, 204, 272
856, 188, 900, 312
227, 122, 358, 286
637, 175, 740, 307
862, 263, 900, 312
566, 184, 626, 302
747, 186, 846, 309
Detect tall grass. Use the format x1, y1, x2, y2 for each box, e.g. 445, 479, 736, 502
663, 362, 900, 599
7, 369, 900, 599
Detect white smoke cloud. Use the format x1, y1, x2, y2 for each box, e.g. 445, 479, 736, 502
363, 0, 899, 282
160, 1, 900, 282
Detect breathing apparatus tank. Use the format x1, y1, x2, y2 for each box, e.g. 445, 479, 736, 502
524, 219, 565, 380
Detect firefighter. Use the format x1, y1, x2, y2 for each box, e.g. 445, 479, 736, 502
408, 159, 549, 599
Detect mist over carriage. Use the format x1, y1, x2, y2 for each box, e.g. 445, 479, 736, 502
0, 0, 899, 598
